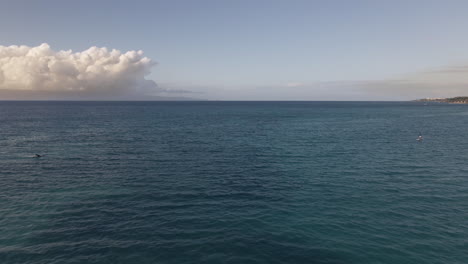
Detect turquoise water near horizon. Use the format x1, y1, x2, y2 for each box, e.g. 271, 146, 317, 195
1, 101, 467, 264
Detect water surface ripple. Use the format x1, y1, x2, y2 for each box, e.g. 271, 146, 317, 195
1, 101, 467, 264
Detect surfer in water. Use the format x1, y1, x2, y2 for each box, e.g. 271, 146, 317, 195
416, 134, 423, 142
34, 154, 42, 158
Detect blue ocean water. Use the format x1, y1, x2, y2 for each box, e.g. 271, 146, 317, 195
1, 101, 468, 264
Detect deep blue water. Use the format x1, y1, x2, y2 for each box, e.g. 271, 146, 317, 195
1, 101, 468, 264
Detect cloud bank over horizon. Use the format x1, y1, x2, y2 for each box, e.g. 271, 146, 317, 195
0, 43, 185, 100
2, 44, 468, 101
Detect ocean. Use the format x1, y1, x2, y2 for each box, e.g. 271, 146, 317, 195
1, 101, 467, 264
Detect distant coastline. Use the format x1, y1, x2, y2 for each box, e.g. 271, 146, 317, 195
414, 96, 468, 104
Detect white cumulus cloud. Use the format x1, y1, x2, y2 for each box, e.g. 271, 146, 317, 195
0, 43, 171, 99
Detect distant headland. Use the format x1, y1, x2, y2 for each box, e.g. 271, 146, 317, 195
414, 96, 468, 104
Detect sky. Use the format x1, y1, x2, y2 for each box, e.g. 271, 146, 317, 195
2, 0, 468, 100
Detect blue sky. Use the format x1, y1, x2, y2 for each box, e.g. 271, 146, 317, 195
2, 0, 468, 100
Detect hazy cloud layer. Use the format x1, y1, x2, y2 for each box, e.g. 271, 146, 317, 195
0, 43, 188, 99
358, 66, 468, 99
168, 63, 468, 101
253, 65, 468, 101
